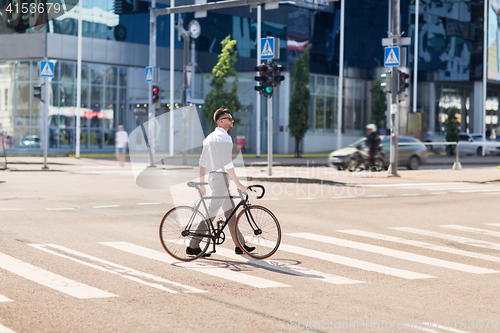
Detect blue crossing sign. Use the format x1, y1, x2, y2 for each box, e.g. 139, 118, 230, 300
40, 61, 54, 78
384, 47, 400, 67
261, 37, 274, 60
145, 67, 153, 82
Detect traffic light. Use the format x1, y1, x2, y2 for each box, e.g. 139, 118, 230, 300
380, 71, 391, 93
34, 83, 44, 102
152, 85, 160, 103
397, 70, 410, 93
254, 64, 273, 98
272, 63, 285, 86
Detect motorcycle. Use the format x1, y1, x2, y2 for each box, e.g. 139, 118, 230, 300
346, 144, 385, 172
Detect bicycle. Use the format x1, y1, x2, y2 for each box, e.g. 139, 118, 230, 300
159, 182, 281, 261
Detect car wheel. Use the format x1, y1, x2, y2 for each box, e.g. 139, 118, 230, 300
477, 147, 483, 156
407, 156, 420, 170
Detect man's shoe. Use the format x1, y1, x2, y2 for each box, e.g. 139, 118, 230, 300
186, 247, 211, 257
235, 245, 256, 254
186, 247, 202, 255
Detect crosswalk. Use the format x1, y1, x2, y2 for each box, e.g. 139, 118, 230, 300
365, 182, 500, 195
1, 224, 500, 302
3, 223, 500, 332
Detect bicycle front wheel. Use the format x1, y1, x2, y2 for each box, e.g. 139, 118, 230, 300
159, 206, 211, 261
234, 205, 281, 259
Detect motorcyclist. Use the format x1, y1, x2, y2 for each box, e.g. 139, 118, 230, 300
365, 124, 381, 171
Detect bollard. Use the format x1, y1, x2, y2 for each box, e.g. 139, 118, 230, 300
452, 142, 462, 170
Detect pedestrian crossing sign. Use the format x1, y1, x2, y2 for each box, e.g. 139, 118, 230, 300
145, 67, 153, 82
384, 47, 400, 67
40, 61, 54, 78
261, 37, 274, 59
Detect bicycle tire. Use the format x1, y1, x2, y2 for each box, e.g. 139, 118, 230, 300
159, 206, 211, 261
234, 205, 281, 259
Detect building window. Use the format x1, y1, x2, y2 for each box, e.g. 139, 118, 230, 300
309, 74, 338, 133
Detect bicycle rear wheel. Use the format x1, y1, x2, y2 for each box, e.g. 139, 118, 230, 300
159, 206, 211, 261
234, 205, 281, 259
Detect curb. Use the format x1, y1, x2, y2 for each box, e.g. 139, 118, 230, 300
246, 176, 350, 186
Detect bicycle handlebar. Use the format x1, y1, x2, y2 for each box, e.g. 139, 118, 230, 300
247, 185, 265, 199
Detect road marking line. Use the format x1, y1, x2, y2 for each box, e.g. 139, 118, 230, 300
256, 242, 433, 280
421, 186, 494, 191
0, 295, 13, 302
137, 202, 162, 205
364, 195, 388, 198
45, 208, 76, 211
0, 208, 24, 211
400, 193, 420, 196
482, 192, 500, 195
453, 189, 500, 193
366, 183, 464, 188
390, 227, 500, 251
213, 247, 364, 285
441, 225, 500, 238
0, 252, 116, 299
332, 196, 356, 199
93, 205, 120, 209
421, 323, 471, 333
430, 192, 448, 195
0, 323, 17, 333
259, 198, 279, 200
338, 230, 500, 264
99, 242, 289, 289
487, 223, 500, 227
296, 197, 315, 200
289, 233, 498, 274
28, 244, 205, 294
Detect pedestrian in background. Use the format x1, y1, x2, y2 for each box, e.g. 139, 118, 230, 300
366, 124, 380, 171
115, 125, 128, 167
425, 128, 433, 152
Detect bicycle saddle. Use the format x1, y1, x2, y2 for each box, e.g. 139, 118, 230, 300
187, 181, 208, 188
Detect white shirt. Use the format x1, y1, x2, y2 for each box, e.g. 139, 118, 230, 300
115, 130, 128, 148
199, 127, 234, 172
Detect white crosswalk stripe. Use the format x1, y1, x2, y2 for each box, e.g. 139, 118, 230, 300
0, 295, 13, 303
256, 242, 434, 279
212, 247, 364, 285
389, 227, 500, 251
99, 242, 290, 289
28, 244, 206, 294
420, 323, 471, 333
441, 225, 500, 238
289, 233, 498, 274
0, 323, 17, 333
0, 252, 116, 299
338, 229, 500, 264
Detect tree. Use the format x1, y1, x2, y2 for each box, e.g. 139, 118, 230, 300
289, 44, 312, 158
370, 79, 386, 131
203, 35, 242, 132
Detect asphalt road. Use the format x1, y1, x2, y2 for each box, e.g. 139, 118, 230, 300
1, 163, 500, 332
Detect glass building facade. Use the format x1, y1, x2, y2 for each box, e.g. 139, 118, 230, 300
0, 0, 498, 155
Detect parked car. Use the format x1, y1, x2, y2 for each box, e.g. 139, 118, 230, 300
16, 135, 41, 148
449, 133, 500, 156
328, 136, 428, 170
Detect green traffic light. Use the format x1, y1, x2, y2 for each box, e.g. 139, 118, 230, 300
265, 87, 272, 93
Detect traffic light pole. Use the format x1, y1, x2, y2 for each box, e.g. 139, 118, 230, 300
268, 94, 273, 176
389, 0, 400, 177
42, 74, 49, 170
148, 0, 157, 168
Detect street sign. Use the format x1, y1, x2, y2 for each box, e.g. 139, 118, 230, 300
381, 37, 411, 46
40, 61, 54, 78
384, 47, 400, 67
146, 67, 153, 82
186, 89, 192, 104
261, 37, 274, 59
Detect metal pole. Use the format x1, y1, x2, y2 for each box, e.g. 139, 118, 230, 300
42, 74, 49, 170
336, 0, 345, 150
256, 4, 261, 157
389, 0, 400, 177
387, 0, 392, 129
182, 34, 189, 165
267, 95, 273, 176
412, 0, 419, 113
169, 4, 175, 158
482, 0, 488, 155
75, 0, 82, 159
148, 0, 157, 167
191, 39, 196, 102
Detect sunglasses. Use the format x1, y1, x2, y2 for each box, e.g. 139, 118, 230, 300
219, 116, 234, 121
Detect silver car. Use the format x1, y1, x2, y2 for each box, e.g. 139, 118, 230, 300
328, 136, 428, 170
455, 133, 500, 156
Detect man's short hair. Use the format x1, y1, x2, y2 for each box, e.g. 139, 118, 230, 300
213, 108, 231, 122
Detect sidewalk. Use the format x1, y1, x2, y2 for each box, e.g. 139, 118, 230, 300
2, 156, 500, 185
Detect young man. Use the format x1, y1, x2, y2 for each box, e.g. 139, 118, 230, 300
187, 108, 255, 256
115, 125, 128, 167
